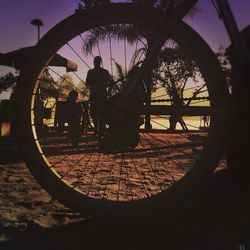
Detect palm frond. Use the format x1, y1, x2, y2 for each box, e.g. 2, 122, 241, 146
82, 24, 143, 55
113, 59, 126, 80
130, 47, 146, 68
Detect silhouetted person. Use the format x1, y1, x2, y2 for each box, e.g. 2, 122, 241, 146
202, 115, 209, 127
67, 90, 83, 147
34, 90, 44, 131
168, 86, 187, 131
86, 56, 113, 139
54, 101, 67, 131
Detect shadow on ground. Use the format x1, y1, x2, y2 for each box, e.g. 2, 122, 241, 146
1, 137, 250, 250
1, 169, 250, 250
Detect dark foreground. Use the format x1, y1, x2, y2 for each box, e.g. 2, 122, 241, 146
0, 137, 250, 250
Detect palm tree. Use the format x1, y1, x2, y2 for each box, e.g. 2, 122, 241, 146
81, 24, 158, 129
81, 0, 202, 130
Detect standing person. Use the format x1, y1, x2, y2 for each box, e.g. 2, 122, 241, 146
34, 90, 44, 131
66, 90, 84, 147
86, 56, 113, 139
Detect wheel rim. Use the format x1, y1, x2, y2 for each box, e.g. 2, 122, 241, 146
16, 5, 228, 211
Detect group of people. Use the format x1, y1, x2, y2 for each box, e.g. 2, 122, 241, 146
67, 56, 114, 147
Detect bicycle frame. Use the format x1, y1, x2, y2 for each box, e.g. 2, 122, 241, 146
14, 1, 235, 215
130, 0, 249, 87
213, 0, 250, 169
124, 0, 198, 97
124, 0, 250, 97
214, 0, 250, 66
121, 0, 250, 169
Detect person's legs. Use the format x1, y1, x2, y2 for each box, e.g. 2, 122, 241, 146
90, 101, 99, 136
73, 129, 80, 147
68, 124, 75, 146
70, 126, 80, 147
98, 115, 105, 138
96, 99, 108, 139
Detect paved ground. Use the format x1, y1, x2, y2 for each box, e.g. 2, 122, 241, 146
1, 136, 250, 250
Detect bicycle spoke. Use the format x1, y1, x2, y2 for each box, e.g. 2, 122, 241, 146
24, 12, 225, 205
142, 133, 177, 183
144, 132, 197, 174
66, 42, 91, 70
72, 152, 94, 189
87, 153, 102, 196
130, 154, 149, 198
123, 154, 134, 201
46, 66, 83, 94
117, 153, 125, 201
138, 135, 164, 193
60, 152, 88, 180
102, 153, 118, 199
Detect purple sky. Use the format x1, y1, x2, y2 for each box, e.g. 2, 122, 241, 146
0, 0, 250, 98
0, 0, 249, 52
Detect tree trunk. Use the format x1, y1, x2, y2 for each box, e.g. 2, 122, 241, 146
144, 36, 155, 130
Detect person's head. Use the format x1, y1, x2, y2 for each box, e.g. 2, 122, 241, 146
94, 56, 102, 68
67, 90, 78, 102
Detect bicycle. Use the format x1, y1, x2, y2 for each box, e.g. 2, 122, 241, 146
14, 0, 248, 221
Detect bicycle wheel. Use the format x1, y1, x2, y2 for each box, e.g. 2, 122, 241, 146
15, 4, 229, 220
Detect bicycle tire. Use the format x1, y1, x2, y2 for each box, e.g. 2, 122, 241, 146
15, 4, 229, 221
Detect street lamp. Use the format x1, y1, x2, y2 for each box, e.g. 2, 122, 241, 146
30, 18, 44, 42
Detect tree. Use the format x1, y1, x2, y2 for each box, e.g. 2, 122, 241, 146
55, 74, 75, 99
81, 17, 157, 129
0, 73, 17, 94
108, 58, 143, 96
39, 68, 59, 98
154, 43, 205, 130
78, 0, 111, 10
76, 80, 89, 101
216, 45, 231, 93
81, 0, 201, 129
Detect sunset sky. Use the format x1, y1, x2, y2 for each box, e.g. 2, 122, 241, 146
1, 0, 250, 99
